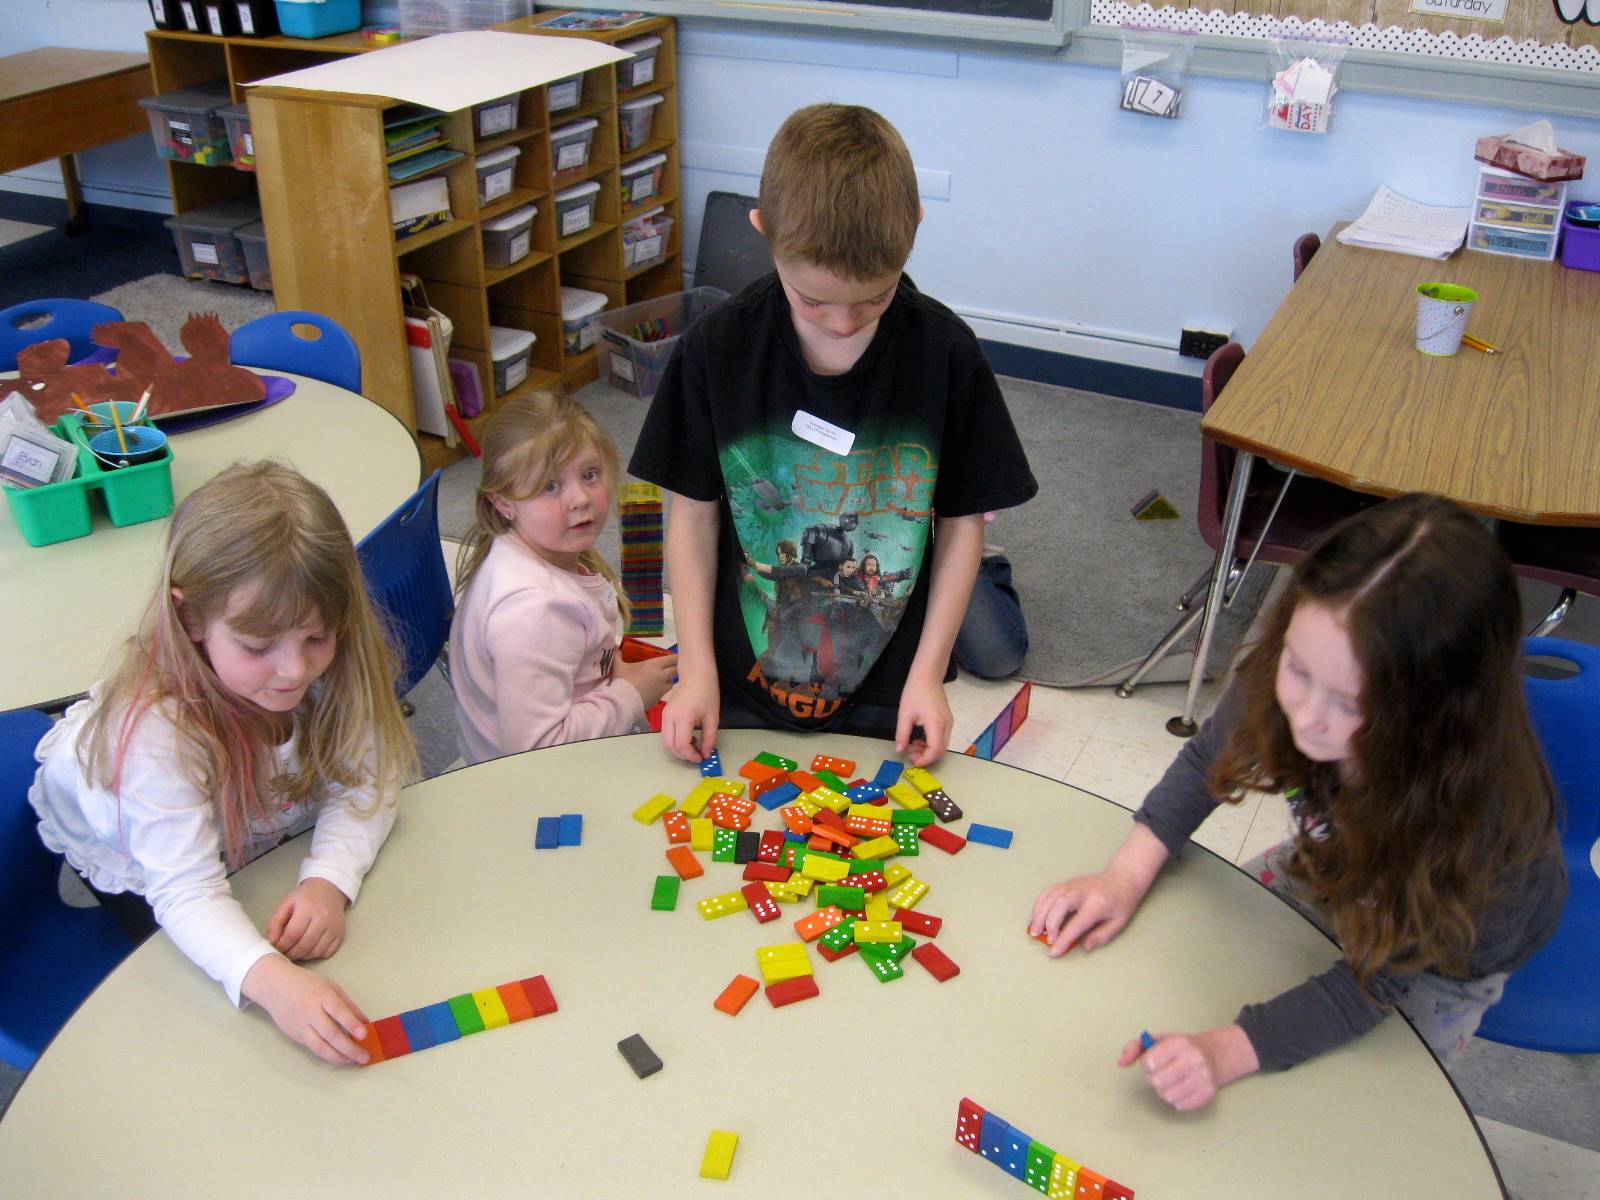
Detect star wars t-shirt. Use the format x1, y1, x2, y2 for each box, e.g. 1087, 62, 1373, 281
629, 273, 1036, 731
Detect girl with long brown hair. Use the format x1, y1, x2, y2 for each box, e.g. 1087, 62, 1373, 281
30, 462, 416, 1065
1029, 493, 1566, 1110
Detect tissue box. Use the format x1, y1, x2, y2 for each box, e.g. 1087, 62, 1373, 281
1475, 134, 1585, 183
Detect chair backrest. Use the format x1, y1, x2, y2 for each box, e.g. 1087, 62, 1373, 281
1292, 232, 1321, 282
229, 310, 362, 393
694, 191, 773, 295
0, 299, 123, 371
1196, 341, 1247, 538
1524, 637, 1600, 848
357, 471, 453, 697
0, 709, 57, 919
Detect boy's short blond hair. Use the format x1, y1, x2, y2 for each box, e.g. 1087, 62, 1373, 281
759, 103, 919, 282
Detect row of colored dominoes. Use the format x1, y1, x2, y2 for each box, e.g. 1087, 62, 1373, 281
956, 1098, 1134, 1198
356, 975, 557, 1065
535, 813, 583, 849
965, 679, 1034, 761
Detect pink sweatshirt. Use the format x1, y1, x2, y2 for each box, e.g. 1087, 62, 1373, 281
450, 534, 644, 764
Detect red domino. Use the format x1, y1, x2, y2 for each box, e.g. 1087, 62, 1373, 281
816, 941, 858, 963
894, 908, 942, 937
912, 943, 960, 982
1102, 1180, 1136, 1199
373, 1014, 411, 1058
840, 870, 886, 893
757, 830, 785, 862
955, 1096, 985, 1152
811, 808, 847, 831
518, 975, 558, 1016
919, 825, 966, 854
741, 881, 782, 923
765, 976, 820, 1008
742, 861, 792, 882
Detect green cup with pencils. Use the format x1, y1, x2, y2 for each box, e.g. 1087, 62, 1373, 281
1415, 282, 1477, 357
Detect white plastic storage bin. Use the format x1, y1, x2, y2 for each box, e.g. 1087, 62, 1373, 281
598, 288, 728, 400
550, 117, 599, 176
546, 74, 582, 113
163, 197, 261, 284
560, 286, 609, 355
398, 0, 529, 36
553, 180, 600, 240
475, 145, 521, 205
617, 93, 664, 153
482, 203, 537, 269
473, 93, 519, 140
619, 152, 667, 210
489, 325, 537, 395
621, 207, 672, 272
616, 35, 662, 90
235, 220, 272, 291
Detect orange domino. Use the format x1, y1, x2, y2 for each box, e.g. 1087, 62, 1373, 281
788, 770, 824, 793
663, 811, 692, 844
780, 806, 813, 835
750, 773, 789, 799
356, 1022, 387, 1065
714, 973, 760, 1016
810, 825, 858, 850
667, 845, 705, 879
739, 760, 785, 783
498, 981, 535, 1022
794, 906, 845, 941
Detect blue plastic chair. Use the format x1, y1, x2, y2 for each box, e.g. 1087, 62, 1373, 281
229, 310, 362, 393
0, 298, 123, 371
1474, 637, 1600, 1053
0, 709, 136, 1070
357, 470, 453, 699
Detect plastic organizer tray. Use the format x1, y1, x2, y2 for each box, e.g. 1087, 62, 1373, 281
4, 412, 176, 547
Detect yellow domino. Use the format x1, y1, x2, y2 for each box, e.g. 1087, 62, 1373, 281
472, 987, 511, 1029
1048, 1154, 1081, 1199
689, 817, 715, 850
765, 881, 806, 903
852, 835, 898, 860
864, 892, 892, 921
886, 877, 928, 909
702, 777, 746, 797
681, 781, 720, 816
883, 862, 912, 886
698, 891, 750, 920
806, 787, 850, 814
758, 954, 812, 985
854, 920, 903, 944
633, 793, 676, 824
785, 875, 814, 896
903, 766, 942, 794
848, 803, 890, 821
795, 796, 823, 817
886, 781, 928, 810
800, 856, 849, 882
700, 1130, 739, 1180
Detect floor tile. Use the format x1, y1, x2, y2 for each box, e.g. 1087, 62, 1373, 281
1479, 1117, 1600, 1200
1062, 733, 1175, 812
1237, 791, 1296, 865
0, 218, 48, 249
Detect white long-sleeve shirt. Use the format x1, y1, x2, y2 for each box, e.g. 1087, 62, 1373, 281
29, 697, 396, 1007
449, 533, 644, 765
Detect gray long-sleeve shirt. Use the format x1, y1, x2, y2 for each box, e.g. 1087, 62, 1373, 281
1134, 687, 1568, 1071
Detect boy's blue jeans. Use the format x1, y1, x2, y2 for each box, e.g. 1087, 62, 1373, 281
954, 555, 1028, 680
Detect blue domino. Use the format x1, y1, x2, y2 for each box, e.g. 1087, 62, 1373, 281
1000, 1124, 1031, 1180
979, 1111, 1010, 1163
873, 760, 904, 787
757, 781, 802, 811
966, 823, 1014, 849
846, 784, 884, 802
421, 1001, 461, 1045
399, 1008, 438, 1052
783, 831, 807, 843
699, 750, 723, 777
558, 813, 583, 846
535, 816, 561, 849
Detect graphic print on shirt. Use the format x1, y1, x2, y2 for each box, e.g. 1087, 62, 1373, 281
722, 422, 934, 719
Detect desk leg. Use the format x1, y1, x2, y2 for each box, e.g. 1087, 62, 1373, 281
59, 155, 88, 236
1169, 450, 1255, 737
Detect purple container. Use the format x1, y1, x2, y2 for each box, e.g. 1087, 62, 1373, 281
1561, 201, 1600, 272
449, 357, 483, 419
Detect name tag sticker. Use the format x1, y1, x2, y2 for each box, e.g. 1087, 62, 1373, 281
791, 410, 855, 456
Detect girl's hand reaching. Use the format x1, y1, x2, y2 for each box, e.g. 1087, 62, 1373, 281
616, 652, 678, 711
268, 877, 350, 961
1027, 822, 1170, 955
242, 953, 371, 1066
1117, 1026, 1260, 1112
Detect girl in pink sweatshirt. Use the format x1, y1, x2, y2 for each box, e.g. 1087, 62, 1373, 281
449, 393, 676, 764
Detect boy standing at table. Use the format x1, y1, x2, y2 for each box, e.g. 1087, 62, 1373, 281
630, 103, 1036, 766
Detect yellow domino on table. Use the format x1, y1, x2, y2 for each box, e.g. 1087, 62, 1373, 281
864, 892, 892, 921
472, 987, 511, 1029
800, 855, 849, 883
848, 803, 891, 821
883, 862, 913, 886
681, 781, 720, 816
886, 781, 928, 810
701, 777, 746, 797
854, 920, 903, 944
903, 766, 942, 794
806, 786, 851, 813
633, 793, 676, 824
689, 817, 715, 850
852, 835, 898, 860
757, 943, 812, 983
700, 1130, 739, 1180
765, 880, 806, 903
885, 877, 928, 909
795, 796, 823, 817
698, 891, 750, 920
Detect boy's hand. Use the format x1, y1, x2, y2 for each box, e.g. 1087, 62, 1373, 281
242, 953, 371, 1066
616, 653, 678, 710
895, 674, 952, 767
1117, 1026, 1259, 1112
267, 877, 350, 962
661, 667, 719, 763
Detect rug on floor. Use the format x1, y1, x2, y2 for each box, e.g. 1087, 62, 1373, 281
91, 273, 274, 352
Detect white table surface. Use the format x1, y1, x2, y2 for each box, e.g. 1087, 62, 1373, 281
0, 374, 421, 712
0, 731, 1503, 1198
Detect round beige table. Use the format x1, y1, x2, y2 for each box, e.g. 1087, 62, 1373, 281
0, 374, 421, 712
0, 732, 1504, 1198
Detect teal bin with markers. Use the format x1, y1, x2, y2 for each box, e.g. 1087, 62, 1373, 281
4, 411, 175, 547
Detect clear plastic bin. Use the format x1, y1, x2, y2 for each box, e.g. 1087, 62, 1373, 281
547, 74, 582, 113
560, 286, 608, 354
473, 94, 519, 140
616, 35, 662, 90
597, 287, 728, 400
618, 93, 664, 153
621, 208, 672, 272
139, 83, 233, 166
489, 325, 537, 395
163, 197, 261, 284
553, 180, 600, 240
550, 117, 599, 176
236, 220, 271, 291
482, 203, 536, 269
1468, 222, 1558, 261
476, 145, 521, 205
619, 152, 667, 211
219, 101, 254, 171
1477, 166, 1566, 208
397, 0, 530, 36
1473, 198, 1560, 232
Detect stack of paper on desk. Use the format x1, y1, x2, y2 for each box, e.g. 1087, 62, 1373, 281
1335, 186, 1470, 259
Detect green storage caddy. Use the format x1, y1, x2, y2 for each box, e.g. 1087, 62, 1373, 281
4, 413, 175, 547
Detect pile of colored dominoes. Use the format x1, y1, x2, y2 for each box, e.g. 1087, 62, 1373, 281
957, 1098, 1134, 1198
355, 974, 558, 1065
618, 481, 664, 636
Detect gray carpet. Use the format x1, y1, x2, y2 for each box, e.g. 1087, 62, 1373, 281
91, 273, 273, 352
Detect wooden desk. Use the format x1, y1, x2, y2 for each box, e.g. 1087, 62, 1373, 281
0, 732, 1505, 1198
1171, 233, 1600, 732
0, 375, 422, 712
0, 48, 155, 235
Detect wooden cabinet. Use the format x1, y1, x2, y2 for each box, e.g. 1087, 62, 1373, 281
145, 16, 681, 471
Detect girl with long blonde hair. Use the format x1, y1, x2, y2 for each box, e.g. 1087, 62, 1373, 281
30, 462, 416, 1065
449, 391, 675, 764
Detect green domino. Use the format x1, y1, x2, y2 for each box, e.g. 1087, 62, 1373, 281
447, 993, 486, 1035
819, 920, 857, 950
651, 874, 680, 911
755, 751, 798, 770
891, 825, 921, 855
882, 934, 916, 962
781, 844, 807, 870
806, 848, 847, 862
890, 808, 936, 826
1025, 1141, 1057, 1194
816, 885, 865, 911
713, 828, 738, 862
857, 943, 904, 981
815, 769, 848, 791
850, 859, 884, 876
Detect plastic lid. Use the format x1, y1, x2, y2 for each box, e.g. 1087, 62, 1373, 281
490, 325, 538, 360
482, 204, 537, 231
624, 206, 666, 229
619, 93, 666, 112
618, 35, 662, 53
554, 180, 601, 201
620, 152, 668, 174
560, 286, 609, 320
138, 82, 232, 114
477, 145, 522, 170
235, 220, 267, 242
551, 117, 599, 137
475, 93, 518, 108
162, 196, 262, 233
218, 101, 250, 119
